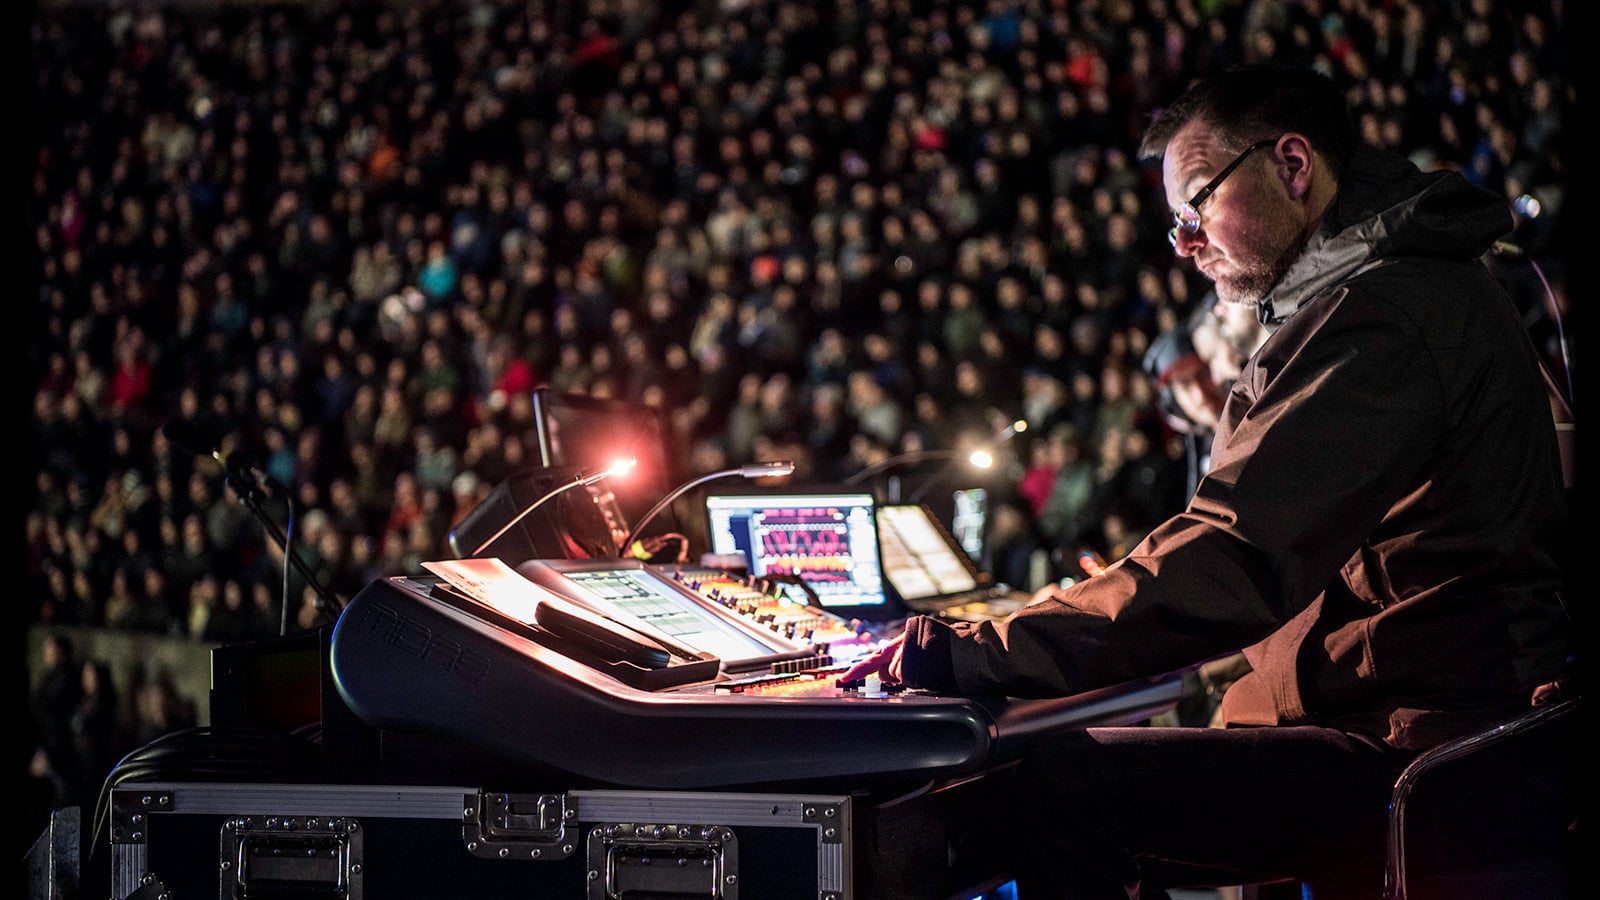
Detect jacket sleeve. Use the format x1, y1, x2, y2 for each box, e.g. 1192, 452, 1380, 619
899, 283, 1446, 699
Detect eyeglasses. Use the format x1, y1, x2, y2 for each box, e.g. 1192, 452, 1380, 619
1167, 138, 1277, 248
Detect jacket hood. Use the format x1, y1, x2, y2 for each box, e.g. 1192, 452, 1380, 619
1258, 145, 1514, 324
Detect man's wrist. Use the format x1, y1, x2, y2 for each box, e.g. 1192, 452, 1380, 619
899, 615, 961, 692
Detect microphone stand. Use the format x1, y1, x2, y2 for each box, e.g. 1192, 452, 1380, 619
219, 458, 342, 633
621, 461, 797, 557
469, 460, 635, 558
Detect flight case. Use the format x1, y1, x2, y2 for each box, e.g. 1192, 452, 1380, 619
109, 781, 853, 899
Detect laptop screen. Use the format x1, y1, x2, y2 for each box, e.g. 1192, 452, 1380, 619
876, 504, 982, 604
704, 489, 892, 618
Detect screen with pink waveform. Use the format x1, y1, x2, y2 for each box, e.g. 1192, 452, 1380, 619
704, 490, 889, 616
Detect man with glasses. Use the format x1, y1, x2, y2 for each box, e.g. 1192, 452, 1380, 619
843, 64, 1571, 898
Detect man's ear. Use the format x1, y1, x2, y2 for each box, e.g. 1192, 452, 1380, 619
1276, 133, 1315, 200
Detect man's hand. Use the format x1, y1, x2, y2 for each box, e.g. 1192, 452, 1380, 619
838, 633, 907, 686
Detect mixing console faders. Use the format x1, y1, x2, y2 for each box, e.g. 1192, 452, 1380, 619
660, 566, 882, 659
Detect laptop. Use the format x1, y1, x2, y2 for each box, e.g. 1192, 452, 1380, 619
702, 486, 898, 621
874, 503, 1030, 621
702, 488, 1029, 623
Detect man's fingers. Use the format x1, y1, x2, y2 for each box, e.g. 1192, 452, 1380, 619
838, 638, 902, 685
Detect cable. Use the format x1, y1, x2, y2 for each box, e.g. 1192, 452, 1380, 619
81, 726, 325, 899
1493, 241, 1575, 406
282, 502, 294, 635
1527, 255, 1575, 407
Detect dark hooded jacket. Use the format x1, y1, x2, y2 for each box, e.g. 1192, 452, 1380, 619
898, 146, 1572, 751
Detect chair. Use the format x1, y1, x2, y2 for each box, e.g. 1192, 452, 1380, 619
1382, 689, 1580, 900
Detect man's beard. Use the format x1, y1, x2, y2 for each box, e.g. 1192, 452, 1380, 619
1213, 260, 1285, 308
1211, 218, 1307, 310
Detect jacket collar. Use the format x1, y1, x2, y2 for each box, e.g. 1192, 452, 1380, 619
1256, 145, 1512, 326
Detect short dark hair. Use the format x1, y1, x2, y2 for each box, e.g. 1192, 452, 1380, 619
1138, 64, 1356, 177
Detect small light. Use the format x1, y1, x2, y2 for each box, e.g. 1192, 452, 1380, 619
967, 449, 995, 469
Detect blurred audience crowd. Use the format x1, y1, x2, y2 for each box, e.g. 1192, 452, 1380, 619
26, 0, 1571, 814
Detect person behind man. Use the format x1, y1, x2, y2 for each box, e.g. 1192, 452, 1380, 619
1142, 294, 1270, 724
842, 63, 1572, 898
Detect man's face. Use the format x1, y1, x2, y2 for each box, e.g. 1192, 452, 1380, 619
1163, 123, 1306, 308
